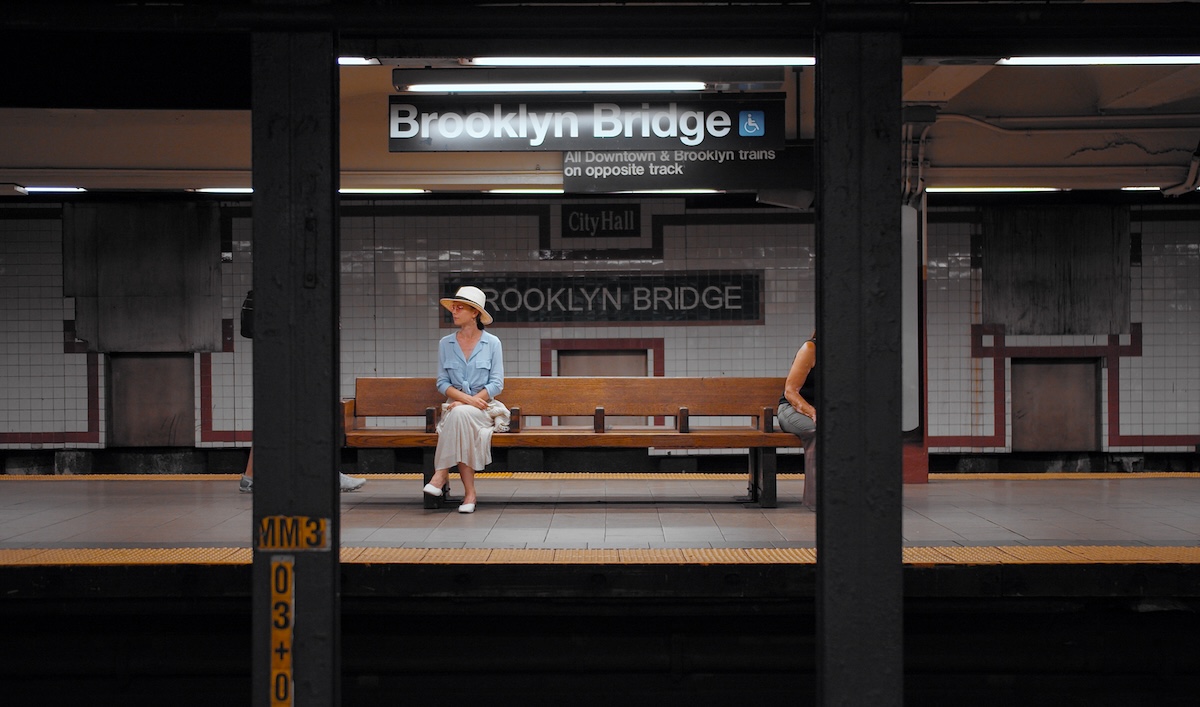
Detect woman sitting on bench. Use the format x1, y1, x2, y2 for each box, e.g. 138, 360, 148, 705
778, 329, 817, 507
423, 286, 505, 514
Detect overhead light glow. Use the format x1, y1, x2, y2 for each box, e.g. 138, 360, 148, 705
338, 56, 381, 66
997, 56, 1200, 66
339, 188, 428, 194
613, 189, 723, 195
470, 56, 815, 67
1121, 186, 1162, 192
405, 81, 707, 93
195, 187, 253, 194
486, 189, 565, 194
925, 187, 1063, 193
24, 186, 87, 193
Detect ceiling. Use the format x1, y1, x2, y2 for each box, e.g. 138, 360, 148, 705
2, 2, 1199, 197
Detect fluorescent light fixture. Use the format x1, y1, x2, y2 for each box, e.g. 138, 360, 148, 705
338, 56, 381, 66
396, 66, 782, 93
925, 187, 1062, 193
1121, 186, 1162, 192
998, 56, 1200, 66
339, 188, 428, 194
470, 56, 815, 67
613, 189, 723, 195
24, 186, 87, 193
406, 81, 707, 93
486, 189, 565, 194
195, 187, 253, 194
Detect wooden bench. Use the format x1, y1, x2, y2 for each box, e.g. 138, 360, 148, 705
342, 376, 802, 507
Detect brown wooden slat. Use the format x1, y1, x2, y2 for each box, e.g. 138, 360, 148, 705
352, 377, 786, 420
345, 430, 439, 448
355, 377, 442, 417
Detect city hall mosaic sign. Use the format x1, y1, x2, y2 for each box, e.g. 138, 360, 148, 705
560, 204, 639, 239
442, 272, 763, 325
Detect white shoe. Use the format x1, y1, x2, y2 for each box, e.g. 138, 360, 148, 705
458, 502, 476, 514
422, 483, 444, 497
339, 473, 366, 492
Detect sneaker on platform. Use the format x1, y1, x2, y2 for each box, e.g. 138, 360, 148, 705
239, 475, 253, 493
339, 473, 366, 492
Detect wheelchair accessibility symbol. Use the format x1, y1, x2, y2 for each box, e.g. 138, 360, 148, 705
739, 111, 765, 137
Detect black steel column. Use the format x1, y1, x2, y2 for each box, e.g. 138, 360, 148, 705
814, 5, 904, 706
250, 27, 342, 707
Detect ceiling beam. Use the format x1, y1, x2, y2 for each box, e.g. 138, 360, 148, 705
4, 3, 1200, 57
903, 66, 994, 105
1101, 66, 1200, 111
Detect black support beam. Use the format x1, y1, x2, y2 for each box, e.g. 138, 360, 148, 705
250, 26, 342, 707
815, 7, 905, 707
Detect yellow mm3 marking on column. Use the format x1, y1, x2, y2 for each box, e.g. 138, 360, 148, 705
270, 556, 295, 707
258, 515, 330, 551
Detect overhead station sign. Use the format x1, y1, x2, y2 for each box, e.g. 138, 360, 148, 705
388, 93, 786, 152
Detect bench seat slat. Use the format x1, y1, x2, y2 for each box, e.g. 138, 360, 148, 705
347, 428, 801, 449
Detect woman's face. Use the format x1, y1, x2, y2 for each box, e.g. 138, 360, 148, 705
450, 303, 478, 327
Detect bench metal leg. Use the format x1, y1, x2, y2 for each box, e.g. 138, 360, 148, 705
757, 448, 777, 508
742, 451, 761, 504
743, 449, 777, 507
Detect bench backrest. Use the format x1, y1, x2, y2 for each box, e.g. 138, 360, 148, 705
354, 377, 444, 417
352, 376, 783, 420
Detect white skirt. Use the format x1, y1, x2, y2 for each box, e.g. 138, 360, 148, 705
433, 404, 496, 471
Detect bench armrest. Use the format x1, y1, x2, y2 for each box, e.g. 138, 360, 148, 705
510, 406, 522, 433
595, 406, 605, 433
342, 399, 358, 431
762, 406, 775, 433
425, 406, 437, 434
678, 406, 690, 433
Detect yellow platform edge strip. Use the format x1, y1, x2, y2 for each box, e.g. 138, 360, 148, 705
2, 545, 1198, 566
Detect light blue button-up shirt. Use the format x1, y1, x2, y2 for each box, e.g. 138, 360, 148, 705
437, 330, 505, 399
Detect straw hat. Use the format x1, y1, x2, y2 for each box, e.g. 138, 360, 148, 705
440, 285, 493, 325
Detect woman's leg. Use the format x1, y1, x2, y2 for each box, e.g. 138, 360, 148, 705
428, 466, 450, 490
777, 402, 815, 442
777, 403, 817, 508
431, 404, 492, 500
457, 462, 477, 505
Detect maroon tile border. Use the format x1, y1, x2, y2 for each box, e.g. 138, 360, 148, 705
539, 338, 666, 425
0, 350, 100, 446
928, 323, 1197, 449
199, 353, 252, 444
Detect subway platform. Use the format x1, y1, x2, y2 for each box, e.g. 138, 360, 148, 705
2, 471, 1200, 553
2, 472, 1199, 706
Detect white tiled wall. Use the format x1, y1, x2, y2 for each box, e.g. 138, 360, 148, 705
1122, 208, 1200, 446
925, 205, 1200, 453
205, 213, 254, 445
3, 199, 1197, 455
0, 209, 104, 449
